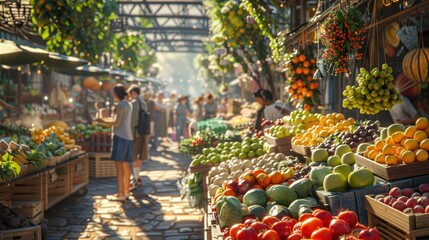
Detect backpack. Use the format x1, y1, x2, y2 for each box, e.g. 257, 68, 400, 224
137, 100, 150, 135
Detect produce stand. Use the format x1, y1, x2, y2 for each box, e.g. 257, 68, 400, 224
264, 134, 292, 155
88, 152, 116, 178
189, 163, 219, 212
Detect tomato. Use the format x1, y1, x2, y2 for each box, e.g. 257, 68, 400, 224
223, 227, 230, 238
329, 219, 351, 238
301, 217, 324, 238
292, 222, 302, 233
272, 221, 291, 239
282, 217, 298, 229
310, 227, 332, 240
229, 223, 245, 239
313, 210, 333, 228
250, 221, 270, 234
244, 218, 257, 227
261, 230, 281, 240
287, 232, 303, 240
338, 210, 358, 228
262, 216, 280, 227
298, 213, 314, 222
351, 222, 367, 235
359, 227, 381, 240
236, 227, 257, 240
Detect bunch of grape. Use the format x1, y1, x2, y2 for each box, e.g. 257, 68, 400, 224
342, 64, 402, 115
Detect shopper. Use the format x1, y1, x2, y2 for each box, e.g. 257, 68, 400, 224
153, 91, 168, 148
143, 89, 156, 148
262, 90, 283, 121
204, 93, 217, 119
166, 92, 178, 141
128, 85, 149, 188
193, 96, 205, 122
174, 95, 192, 142
390, 95, 421, 125
97, 84, 133, 201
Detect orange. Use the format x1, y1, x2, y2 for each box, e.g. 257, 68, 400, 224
414, 130, 428, 143
368, 150, 379, 160
252, 168, 266, 178
385, 155, 398, 165
292, 57, 300, 64
375, 153, 386, 164
269, 171, 284, 184
303, 68, 310, 75
420, 139, 429, 151
252, 184, 264, 190
416, 117, 429, 130
303, 61, 310, 68
391, 132, 406, 143
401, 150, 415, 164
382, 144, 396, 155
395, 146, 406, 156
296, 67, 303, 75
310, 58, 317, 64
426, 127, 429, 136
256, 173, 271, 189
326, 119, 334, 126
367, 145, 376, 152
405, 126, 418, 139
374, 139, 386, 151
404, 139, 419, 151
222, 188, 236, 197
298, 54, 307, 62
415, 149, 429, 162
386, 136, 395, 145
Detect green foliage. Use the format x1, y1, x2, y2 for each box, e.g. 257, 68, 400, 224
0, 153, 21, 182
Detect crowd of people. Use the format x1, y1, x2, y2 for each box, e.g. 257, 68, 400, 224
97, 84, 228, 201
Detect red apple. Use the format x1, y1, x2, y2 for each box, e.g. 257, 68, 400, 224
358, 229, 373, 240
397, 196, 409, 202
419, 183, 429, 193
389, 187, 402, 198
237, 179, 252, 194
401, 188, 414, 198
414, 205, 425, 213
240, 171, 256, 185
392, 201, 407, 211
338, 211, 359, 228
375, 194, 385, 201
417, 196, 429, 208
404, 207, 414, 214
412, 192, 421, 199
369, 227, 382, 240
329, 219, 351, 238
406, 198, 418, 208
425, 205, 429, 213
351, 223, 368, 235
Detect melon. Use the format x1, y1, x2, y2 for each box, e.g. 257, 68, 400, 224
268, 205, 292, 219
290, 178, 314, 198
289, 199, 312, 219
394, 73, 421, 101
248, 205, 267, 220
266, 184, 297, 207
243, 189, 269, 207
309, 166, 333, 187
218, 196, 243, 228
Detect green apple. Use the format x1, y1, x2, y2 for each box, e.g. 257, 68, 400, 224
333, 164, 353, 179
341, 152, 356, 166
327, 155, 341, 167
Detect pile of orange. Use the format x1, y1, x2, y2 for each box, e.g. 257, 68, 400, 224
363, 117, 429, 165
30, 126, 75, 146
292, 113, 355, 147
286, 51, 319, 110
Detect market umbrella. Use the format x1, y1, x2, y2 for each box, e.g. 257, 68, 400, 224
0, 39, 49, 65
56, 65, 110, 76
44, 53, 88, 68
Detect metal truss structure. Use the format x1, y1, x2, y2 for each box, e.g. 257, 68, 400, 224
117, 1, 210, 53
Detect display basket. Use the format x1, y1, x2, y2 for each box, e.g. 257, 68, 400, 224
291, 142, 312, 156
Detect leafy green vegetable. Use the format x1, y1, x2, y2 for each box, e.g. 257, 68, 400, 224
0, 153, 21, 182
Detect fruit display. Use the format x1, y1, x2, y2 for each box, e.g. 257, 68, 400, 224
249, 118, 284, 139
67, 123, 111, 142
361, 117, 429, 165
178, 172, 203, 208
282, 110, 321, 134
28, 126, 76, 158
221, 206, 380, 239
291, 113, 355, 147
267, 125, 294, 139
342, 64, 402, 114
190, 137, 266, 166
197, 118, 232, 134
0, 123, 28, 139
373, 184, 429, 214
229, 116, 254, 130
207, 153, 310, 199
314, 120, 380, 154
22, 103, 58, 117
180, 130, 241, 156
285, 50, 320, 109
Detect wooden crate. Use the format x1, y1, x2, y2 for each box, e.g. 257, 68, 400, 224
46, 167, 70, 210
291, 142, 311, 157
70, 155, 89, 194
0, 185, 12, 208
28, 211, 44, 225
18, 165, 36, 177
90, 133, 112, 152
11, 201, 43, 220
11, 176, 44, 204
76, 140, 91, 152
355, 153, 429, 180
365, 195, 429, 232
189, 163, 219, 174
0, 226, 42, 240
89, 152, 116, 178
264, 134, 292, 147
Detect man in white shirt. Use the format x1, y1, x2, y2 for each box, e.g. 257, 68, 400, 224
390, 95, 420, 125
262, 90, 283, 121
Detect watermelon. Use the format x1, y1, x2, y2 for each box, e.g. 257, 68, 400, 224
266, 184, 297, 207
290, 178, 314, 198
268, 205, 293, 219
243, 189, 269, 207
265, 201, 278, 212
289, 199, 312, 219
218, 196, 243, 228
309, 166, 332, 187
248, 205, 267, 220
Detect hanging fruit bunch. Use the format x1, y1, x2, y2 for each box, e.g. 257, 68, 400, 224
342, 63, 402, 114
321, 7, 366, 75
286, 50, 320, 111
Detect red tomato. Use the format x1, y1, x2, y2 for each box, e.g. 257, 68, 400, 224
329, 219, 351, 238
236, 227, 257, 240
314, 210, 333, 228
338, 210, 358, 228
301, 217, 324, 238
271, 221, 291, 239
262, 216, 280, 227
298, 213, 314, 222
250, 221, 270, 233
223, 227, 230, 238
310, 227, 332, 240
244, 218, 258, 227
292, 222, 302, 233
287, 232, 303, 240
261, 230, 281, 240
282, 217, 298, 229
229, 223, 245, 239
351, 222, 368, 235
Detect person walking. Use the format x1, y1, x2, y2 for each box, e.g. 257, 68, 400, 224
128, 85, 149, 188
97, 84, 133, 201
174, 95, 192, 143
193, 96, 204, 122
153, 91, 168, 148
204, 93, 217, 119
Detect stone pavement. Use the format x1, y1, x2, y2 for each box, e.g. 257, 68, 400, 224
45, 144, 204, 240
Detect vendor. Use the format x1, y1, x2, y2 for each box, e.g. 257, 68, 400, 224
49, 83, 74, 111
204, 93, 217, 119
262, 90, 283, 121
390, 94, 421, 125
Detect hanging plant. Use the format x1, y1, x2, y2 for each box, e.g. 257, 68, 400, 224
321, 7, 366, 75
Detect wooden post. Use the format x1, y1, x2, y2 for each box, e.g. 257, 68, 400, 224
17, 69, 22, 118
301, 0, 307, 24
